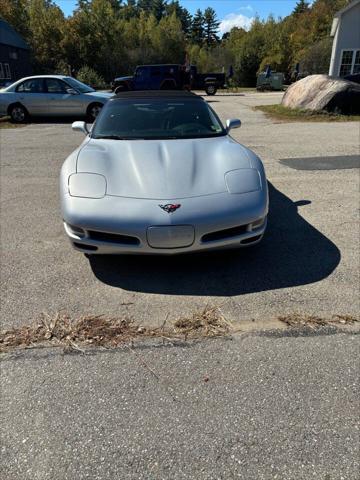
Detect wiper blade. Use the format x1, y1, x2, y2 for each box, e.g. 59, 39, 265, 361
94, 135, 149, 140
94, 135, 124, 140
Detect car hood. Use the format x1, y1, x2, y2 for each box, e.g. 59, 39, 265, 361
85, 91, 114, 99
114, 76, 133, 82
76, 136, 254, 199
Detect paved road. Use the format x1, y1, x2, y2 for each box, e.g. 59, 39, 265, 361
1, 92, 359, 328
1, 330, 359, 479
1, 92, 359, 479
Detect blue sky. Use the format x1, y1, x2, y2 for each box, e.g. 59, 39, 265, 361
54, 1, 299, 33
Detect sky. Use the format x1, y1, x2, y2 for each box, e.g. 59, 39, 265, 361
54, 0, 300, 34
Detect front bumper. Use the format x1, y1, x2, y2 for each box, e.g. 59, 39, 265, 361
62, 190, 268, 255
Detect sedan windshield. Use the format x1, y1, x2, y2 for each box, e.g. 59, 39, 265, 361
64, 77, 95, 93
92, 99, 226, 140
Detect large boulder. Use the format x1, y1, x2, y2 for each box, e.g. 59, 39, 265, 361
282, 74, 360, 115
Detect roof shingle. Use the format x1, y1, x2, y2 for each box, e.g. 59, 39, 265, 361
0, 19, 29, 50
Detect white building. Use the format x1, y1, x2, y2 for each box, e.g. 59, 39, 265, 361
329, 0, 360, 77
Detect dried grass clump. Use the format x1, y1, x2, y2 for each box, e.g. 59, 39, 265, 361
278, 313, 359, 328
0, 313, 146, 352
0, 306, 232, 353
2, 308, 356, 354
174, 305, 232, 339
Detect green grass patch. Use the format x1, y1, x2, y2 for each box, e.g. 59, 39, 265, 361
219, 87, 256, 94
0, 116, 26, 129
255, 104, 360, 122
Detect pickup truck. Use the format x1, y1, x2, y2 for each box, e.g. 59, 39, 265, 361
111, 64, 226, 95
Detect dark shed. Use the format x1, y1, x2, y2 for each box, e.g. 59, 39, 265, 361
0, 19, 32, 86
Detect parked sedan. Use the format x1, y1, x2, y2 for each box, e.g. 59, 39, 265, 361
60, 91, 268, 255
0, 75, 113, 122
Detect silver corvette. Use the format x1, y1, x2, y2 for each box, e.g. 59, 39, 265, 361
60, 91, 268, 255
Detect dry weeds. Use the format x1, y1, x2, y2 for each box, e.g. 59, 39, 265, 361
0, 306, 231, 353
278, 313, 359, 328
1, 309, 358, 354
174, 305, 232, 339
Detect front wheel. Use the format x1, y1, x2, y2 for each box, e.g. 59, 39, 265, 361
9, 104, 28, 123
115, 84, 128, 94
205, 85, 217, 95
87, 103, 103, 122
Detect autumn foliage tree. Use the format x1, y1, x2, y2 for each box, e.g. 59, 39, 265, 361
0, 0, 352, 85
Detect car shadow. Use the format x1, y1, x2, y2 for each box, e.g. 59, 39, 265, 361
89, 183, 341, 296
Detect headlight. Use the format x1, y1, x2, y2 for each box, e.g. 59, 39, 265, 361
225, 168, 262, 194
68, 173, 106, 198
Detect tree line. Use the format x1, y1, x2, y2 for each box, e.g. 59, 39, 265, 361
0, 0, 350, 87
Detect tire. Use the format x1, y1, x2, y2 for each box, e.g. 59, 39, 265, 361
9, 104, 28, 123
115, 84, 128, 94
87, 102, 103, 122
205, 85, 217, 96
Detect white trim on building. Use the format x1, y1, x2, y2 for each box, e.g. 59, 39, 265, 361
329, 0, 360, 77
338, 48, 360, 76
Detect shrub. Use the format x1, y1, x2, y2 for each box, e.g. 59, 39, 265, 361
76, 66, 106, 89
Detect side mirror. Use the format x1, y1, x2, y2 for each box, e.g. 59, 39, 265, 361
72, 121, 89, 134
226, 118, 241, 132
66, 88, 79, 95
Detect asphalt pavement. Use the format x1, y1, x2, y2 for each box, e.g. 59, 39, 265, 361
1, 92, 359, 328
1, 92, 359, 479
1, 330, 359, 480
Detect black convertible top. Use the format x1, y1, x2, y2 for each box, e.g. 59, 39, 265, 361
113, 90, 203, 101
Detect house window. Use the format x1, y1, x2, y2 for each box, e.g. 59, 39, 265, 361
0, 63, 4, 79
339, 49, 360, 76
354, 50, 360, 74
339, 50, 353, 76
4, 63, 11, 79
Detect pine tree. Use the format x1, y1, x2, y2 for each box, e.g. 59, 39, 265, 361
137, 0, 153, 14
293, 0, 310, 14
152, 0, 166, 21
166, 1, 192, 35
191, 9, 204, 45
119, 0, 137, 20
108, 0, 123, 11
203, 7, 219, 46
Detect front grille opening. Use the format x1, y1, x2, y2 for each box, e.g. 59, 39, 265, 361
202, 224, 248, 243
240, 235, 262, 245
73, 242, 98, 251
88, 230, 140, 245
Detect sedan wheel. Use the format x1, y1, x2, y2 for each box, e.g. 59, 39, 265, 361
10, 105, 27, 123
88, 103, 103, 122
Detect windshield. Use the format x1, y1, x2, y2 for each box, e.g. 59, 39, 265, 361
64, 77, 95, 93
92, 99, 225, 140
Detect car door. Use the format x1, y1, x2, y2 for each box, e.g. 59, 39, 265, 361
15, 78, 47, 115
149, 67, 162, 89
44, 78, 82, 116
134, 67, 150, 90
